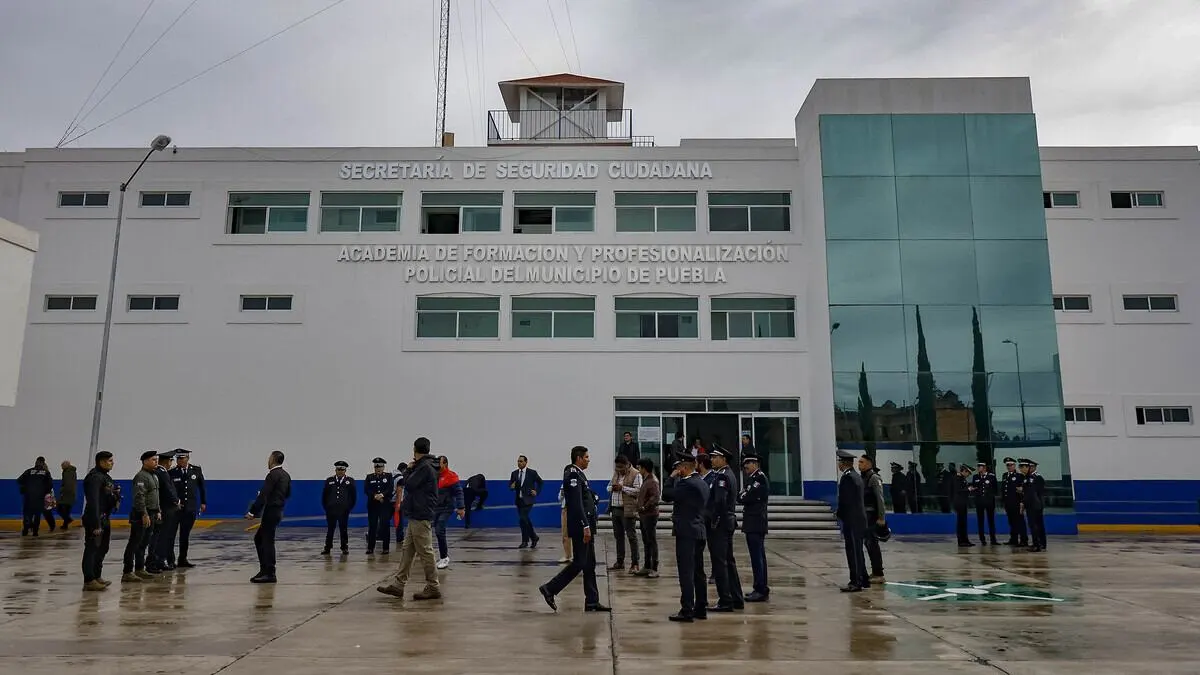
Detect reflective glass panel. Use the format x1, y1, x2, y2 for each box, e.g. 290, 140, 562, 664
826, 241, 902, 305
896, 177, 974, 239
978, 305, 1061, 373
820, 114, 895, 177
891, 114, 968, 176
964, 114, 1042, 176
903, 305, 977, 373
900, 240, 979, 305
822, 177, 898, 240
829, 305, 907, 372
976, 241, 1053, 305
970, 177, 1048, 239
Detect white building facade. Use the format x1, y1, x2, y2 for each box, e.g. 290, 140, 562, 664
0, 75, 1194, 530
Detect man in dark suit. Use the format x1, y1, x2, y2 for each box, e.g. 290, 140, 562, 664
510, 455, 543, 549
1000, 457, 1027, 547
322, 460, 356, 555
663, 455, 710, 622
953, 464, 975, 547
835, 449, 869, 592
245, 450, 292, 583
150, 451, 181, 572
538, 446, 610, 613
170, 448, 206, 568
1020, 458, 1047, 552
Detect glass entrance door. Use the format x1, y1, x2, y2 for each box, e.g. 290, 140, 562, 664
751, 416, 802, 496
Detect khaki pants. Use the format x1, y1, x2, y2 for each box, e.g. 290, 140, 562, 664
392, 519, 439, 590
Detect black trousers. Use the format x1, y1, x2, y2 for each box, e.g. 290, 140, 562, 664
156, 508, 180, 566
325, 511, 350, 550
841, 522, 868, 587
675, 536, 707, 615
21, 501, 43, 534
745, 531, 768, 596
892, 492, 908, 513
366, 502, 391, 551
1004, 502, 1027, 544
57, 502, 75, 526
82, 518, 111, 582
938, 495, 951, 513
639, 515, 659, 571
955, 506, 970, 544
544, 531, 599, 606
123, 518, 152, 573
976, 503, 997, 541
463, 487, 487, 528
177, 510, 198, 561
1027, 508, 1047, 549
611, 512, 639, 565
255, 507, 283, 574
517, 503, 538, 544
863, 516, 883, 575
909, 491, 923, 513
146, 516, 163, 568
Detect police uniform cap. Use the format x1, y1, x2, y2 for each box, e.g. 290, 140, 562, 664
977, 461, 987, 467
174, 448, 191, 456
371, 457, 386, 465
334, 461, 349, 468
741, 454, 760, 465
1003, 456, 1016, 464
1017, 458, 1031, 466
140, 450, 158, 461
673, 456, 696, 468
157, 450, 175, 460
709, 446, 731, 460
836, 449, 857, 462
890, 462, 903, 469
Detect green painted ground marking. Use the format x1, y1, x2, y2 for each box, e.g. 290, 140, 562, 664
885, 580, 1067, 603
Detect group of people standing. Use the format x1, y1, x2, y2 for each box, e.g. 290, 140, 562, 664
950, 456, 1048, 552
16, 457, 78, 535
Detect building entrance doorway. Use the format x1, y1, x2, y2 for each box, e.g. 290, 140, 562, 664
686, 414, 740, 457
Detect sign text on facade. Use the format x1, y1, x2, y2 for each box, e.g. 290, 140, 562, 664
338, 161, 714, 181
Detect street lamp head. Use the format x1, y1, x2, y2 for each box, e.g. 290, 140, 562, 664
150, 135, 172, 152
1002, 339, 1015, 345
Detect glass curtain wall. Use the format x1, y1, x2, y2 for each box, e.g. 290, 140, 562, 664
821, 113, 1073, 513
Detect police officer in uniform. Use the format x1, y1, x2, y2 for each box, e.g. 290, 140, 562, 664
889, 462, 908, 513
170, 448, 206, 568
952, 464, 974, 548
1000, 457, 1027, 547
664, 455, 710, 622
322, 461, 356, 555
364, 457, 395, 555
706, 447, 743, 611
150, 450, 181, 572
835, 449, 869, 592
737, 454, 769, 602
538, 445, 609, 613
971, 461, 1000, 546
1020, 458, 1047, 552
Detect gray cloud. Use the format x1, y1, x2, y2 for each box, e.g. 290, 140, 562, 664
0, 0, 1196, 151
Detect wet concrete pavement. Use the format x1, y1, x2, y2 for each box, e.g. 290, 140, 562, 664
1, 525, 1198, 674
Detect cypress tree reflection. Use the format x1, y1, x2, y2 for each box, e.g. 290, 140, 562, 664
857, 363, 877, 463
970, 307, 993, 466
914, 306, 940, 481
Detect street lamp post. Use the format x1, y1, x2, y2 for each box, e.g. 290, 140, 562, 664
87, 135, 172, 458
1002, 339, 1027, 441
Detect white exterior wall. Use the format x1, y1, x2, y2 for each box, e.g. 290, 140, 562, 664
1044, 146, 1200, 481
0, 145, 817, 481
0, 217, 37, 407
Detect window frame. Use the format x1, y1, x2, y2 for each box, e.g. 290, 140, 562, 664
614, 192, 698, 233
614, 297, 700, 339
1052, 295, 1092, 312
44, 294, 98, 311
415, 296, 501, 339
139, 191, 192, 208
707, 191, 792, 233
513, 192, 596, 234
710, 297, 797, 340
1042, 191, 1080, 208
1063, 406, 1103, 423
239, 295, 294, 312
1110, 191, 1165, 208
226, 192, 310, 234
1135, 406, 1192, 425
319, 192, 403, 233
58, 191, 110, 208
126, 294, 180, 312
511, 296, 596, 338
1121, 294, 1178, 312
420, 192, 503, 234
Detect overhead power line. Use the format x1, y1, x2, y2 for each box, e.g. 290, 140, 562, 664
485, 0, 539, 74
62, 0, 350, 147
545, 0, 573, 72
562, 0, 581, 72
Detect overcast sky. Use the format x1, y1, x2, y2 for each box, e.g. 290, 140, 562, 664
2, 0, 1198, 152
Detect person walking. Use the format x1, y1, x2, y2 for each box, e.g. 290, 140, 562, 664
122, 451, 161, 583
737, 454, 770, 602
377, 437, 442, 601
633, 457, 661, 578
58, 460, 78, 529
859, 455, 886, 581
664, 455, 709, 622
510, 455, 543, 549
537, 445, 609, 613
17, 456, 54, 536
322, 460, 356, 555
433, 456, 465, 569
81, 451, 118, 591
244, 450, 292, 583
556, 475, 572, 564
835, 449, 869, 592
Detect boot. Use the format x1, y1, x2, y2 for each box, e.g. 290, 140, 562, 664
122, 573, 142, 583
376, 582, 405, 598
412, 587, 442, 601
82, 580, 107, 592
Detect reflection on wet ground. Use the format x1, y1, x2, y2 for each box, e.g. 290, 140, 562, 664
1, 525, 1199, 674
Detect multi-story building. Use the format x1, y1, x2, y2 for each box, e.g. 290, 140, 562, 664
0, 73, 1194, 531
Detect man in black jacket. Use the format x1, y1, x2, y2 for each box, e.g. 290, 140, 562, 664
81, 451, 118, 591
245, 450, 291, 583
972, 461, 1000, 546
377, 437, 442, 601
17, 457, 54, 536
737, 454, 769, 602
1000, 457, 1027, 547
889, 463, 908, 513
150, 451, 181, 572
537, 445, 609, 613
952, 464, 974, 548
170, 448, 206, 568
664, 455, 710, 622
1021, 458, 1047, 552
322, 460, 356, 555
835, 449, 869, 592
706, 447, 743, 612
617, 431, 639, 465
510, 456, 543, 548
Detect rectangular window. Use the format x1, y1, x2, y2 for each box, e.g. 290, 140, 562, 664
320, 192, 402, 232
227, 192, 310, 234
240, 295, 293, 311
1122, 294, 1178, 312
44, 295, 97, 311
421, 192, 502, 234
1135, 406, 1191, 425
710, 297, 796, 340
1042, 191, 1079, 208
615, 297, 698, 338
512, 296, 595, 338
416, 296, 500, 338
140, 191, 192, 207
1052, 295, 1091, 312
1110, 191, 1164, 208
58, 191, 110, 207
614, 192, 697, 232
1063, 406, 1103, 423
708, 192, 791, 232
127, 295, 180, 311
513, 192, 595, 234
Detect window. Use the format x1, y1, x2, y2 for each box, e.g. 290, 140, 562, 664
227, 193, 309, 234
140, 191, 191, 207
127, 295, 180, 311
512, 297, 595, 338
320, 192, 402, 232
708, 192, 791, 232
1042, 191, 1079, 208
1110, 191, 1164, 208
614, 192, 697, 232
1135, 406, 1191, 425
58, 191, 109, 207
1122, 294, 1178, 312
1053, 295, 1091, 312
615, 297, 698, 338
1064, 406, 1103, 423
711, 297, 796, 340
416, 296, 500, 338
45, 295, 97, 311
421, 192, 502, 234
240, 295, 293, 311
513, 192, 595, 234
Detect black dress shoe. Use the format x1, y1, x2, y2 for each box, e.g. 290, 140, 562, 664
693, 611, 708, 620
321, 549, 331, 556
668, 612, 694, 622
531, 538, 539, 549
519, 542, 529, 549
176, 560, 195, 568
341, 548, 349, 555
840, 584, 863, 593
707, 604, 735, 613
538, 585, 557, 612
745, 592, 768, 603
584, 604, 611, 612
732, 602, 745, 610
250, 574, 276, 584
